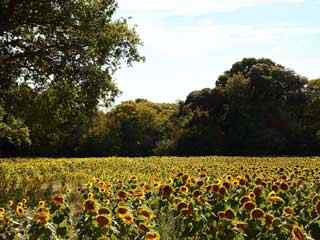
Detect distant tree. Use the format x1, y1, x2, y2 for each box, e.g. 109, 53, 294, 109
303, 79, 320, 153
106, 100, 176, 156
0, 0, 143, 155
218, 58, 307, 154
79, 111, 110, 156
173, 58, 309, 155
171, 89, 226, 155
82, 100, 177, 156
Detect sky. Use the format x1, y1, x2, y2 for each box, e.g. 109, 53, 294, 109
114, 0, 320, 103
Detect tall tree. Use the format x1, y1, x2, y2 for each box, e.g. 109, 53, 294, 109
0, 0, 143, 154
92, 100, 176, 156
218, 58, 308, 154
304, 79, 320, 153
174, 58, 309, 155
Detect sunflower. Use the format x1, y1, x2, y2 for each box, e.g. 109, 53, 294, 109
211, 184, 220, 193
83, 199, 96, 213
144, 184, 151, 192
145, 231, 160, 240
217, 211, 225, 219
196, 180, 204, 187
130, 176, 137, 182
200, 172, 207, 178
233, 180, 239, 186
117, 191, 127, 200
206, 185, 212, 192
133, 190, 145, 199
255, 178, 263, 185
0, 213, 9, 225
312, 195, 320, 205
35, 207, 51, 225
224, 209, 235, 220
242, 201, 256, 211
250, 208, 265, 220
0, 208, 5, 214
96, 214, 111, 227
268, 196, 285, 205
16, 206, 25, 217
283, 207, 294, 216
138, 223, 150, 233
267, 191, 277, 198
234, 220, 249, 232
253, 186, 263, 197
291, 226, 305, 240
219, 186, 227, 195
239, 177, 246, 186
8, 200, 14, 208
182, 175, 189, 183
272, 184, 279, 192
121, 213, 134, 225
265, 213, 274, 226
248, 192, 256, 200
88, 192, 94, 199
223, 181, 231, 189
98, 207, 111, 216
179, 186, 189, 193
240, 196, 251, 206
52, 194, 64, 205
160, 185, 172, 198
38, 201, 46, 207
177, 201, 188, 211
196, 195, 205, 205
117, 206, 129, 218
138, 207, 155, 222
280, 182, 289, 191
180, 206, 193, 216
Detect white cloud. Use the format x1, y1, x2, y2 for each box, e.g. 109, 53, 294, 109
117, 0, 303, 15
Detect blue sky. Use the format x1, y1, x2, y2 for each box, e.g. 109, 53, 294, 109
114, 0, 320, 103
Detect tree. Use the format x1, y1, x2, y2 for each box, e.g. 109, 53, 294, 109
303, 79, 320, 153
174, 58, 309, 155
0, 0, 143, 154
172, 89, 226, 156
0, 105, 30, 155
89, 100, 176, 156
214, 58, 308, 154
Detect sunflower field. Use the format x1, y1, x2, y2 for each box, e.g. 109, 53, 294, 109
1, 157, 320, 239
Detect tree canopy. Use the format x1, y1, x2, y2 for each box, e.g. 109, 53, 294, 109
171, 58, 315, 155
0, 0, 143, 154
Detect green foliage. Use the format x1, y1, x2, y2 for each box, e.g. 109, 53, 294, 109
172, 58, 311, 156
0, 105, 30, 154
83, 99, 177, 156
0, 0, 143, 155
302, 79, 320, 150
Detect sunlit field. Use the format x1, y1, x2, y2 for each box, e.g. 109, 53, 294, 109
1, 157, 320, 239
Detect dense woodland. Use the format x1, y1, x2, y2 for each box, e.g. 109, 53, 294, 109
1, 0, 320, 157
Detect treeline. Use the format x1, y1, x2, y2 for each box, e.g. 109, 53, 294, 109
80, 58, 320, 156
2, 58, 320, 156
